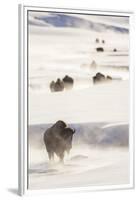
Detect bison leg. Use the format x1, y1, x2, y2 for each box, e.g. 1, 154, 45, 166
59, 153, 64, 163
48, 151, 54, 161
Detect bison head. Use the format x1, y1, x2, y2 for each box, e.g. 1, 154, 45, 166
54, 120, 67, 129
63, 128, 75, 154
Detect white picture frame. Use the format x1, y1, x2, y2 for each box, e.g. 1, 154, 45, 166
18, 4, 134, 196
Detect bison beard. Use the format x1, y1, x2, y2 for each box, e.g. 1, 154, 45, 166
43, 121, 75, 163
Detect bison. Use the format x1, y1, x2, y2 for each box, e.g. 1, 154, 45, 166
90, 60, 97, 70
50, 78, 64, 92
93, 72, 105, 84
54, 78, 64, 92
113, 48, 117, 52
43, 120, 75, 163
96, 47, 104, 52
93, 73, 113, 84
106, 75, 112, 81
50, 81, 55, 92
95, 38, 99, 43
62, 75, 74, 90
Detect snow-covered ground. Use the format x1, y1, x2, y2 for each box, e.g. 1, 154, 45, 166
29, 147, 129, 189
28, 11, 130, 189
29, 122, 129, 189
29, 81, 129, 125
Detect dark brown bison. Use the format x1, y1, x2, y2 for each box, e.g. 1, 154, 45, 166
93, 72, 105, 84
113, 48, 117, 52
54, 78, 64, 92
50, 81, 55, 92
43, 121, 75, 162
93, 73, 112, 84
96, 47, 104, 52
90, 60, 97, 70
50, 78, 64, 92
102, 40, 105, 44
106, 75, 112, 81
95, 38, 99, 43
62, 75, 74, 90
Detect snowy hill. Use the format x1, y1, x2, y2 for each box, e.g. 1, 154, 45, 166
29, 13, 128, 33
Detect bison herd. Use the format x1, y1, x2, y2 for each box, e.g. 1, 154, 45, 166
95, 38, 105, 44
43, 120, 75, 163
49, 72, 113, 91
50, 75, 74, 92
93, 72, 112, 84
96, 47, 118, 52
48, 38, 118, 92
96, 47, 104, 52
95, 38, 117, 52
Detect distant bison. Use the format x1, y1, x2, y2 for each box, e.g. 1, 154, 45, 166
43, 120, 75, 162
106, 75, 112, 81
54, 78, 64, 92
62, 75, 74, 90
95, 38, 100, 43
93, 72, 105, 84
50, 79, 64, 92
50, 81, 55, 92
96, 47, 104, 52
91, 60, 97, 67
113, 48, 117, 52
90, 60, 97, 70
93, 73, 112, 84
102, 40, 105, 44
